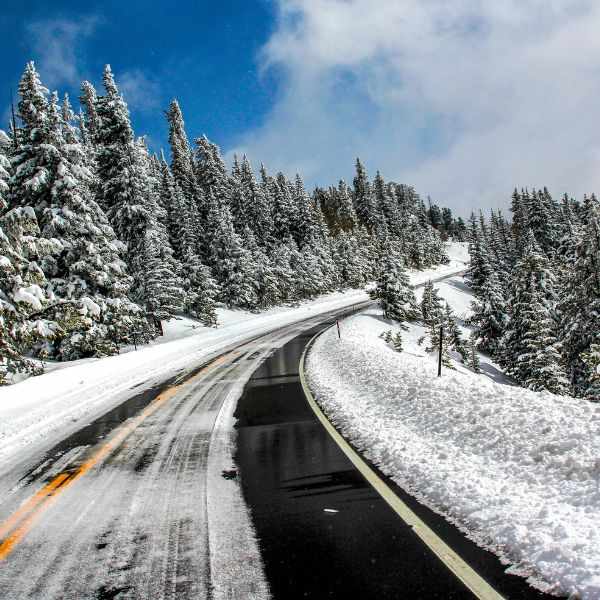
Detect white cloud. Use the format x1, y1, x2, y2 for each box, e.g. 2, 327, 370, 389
26, 16, 101, 90
116, 69, 162, 113
230, 0, 600, 214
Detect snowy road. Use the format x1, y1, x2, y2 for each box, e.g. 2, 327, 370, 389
0, 307, 368, 599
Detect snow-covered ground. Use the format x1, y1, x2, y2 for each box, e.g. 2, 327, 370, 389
307, 272, 600, 598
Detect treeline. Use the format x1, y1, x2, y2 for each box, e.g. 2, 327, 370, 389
467, 190, 600, 399
0, 62, 449, 383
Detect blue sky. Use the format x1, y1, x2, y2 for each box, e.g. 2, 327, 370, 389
3, 1, 600, 214
0, 0, 278, 155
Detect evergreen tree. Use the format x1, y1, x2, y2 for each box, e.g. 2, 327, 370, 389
0, 208, 50, 382
469, 270, 508, 355
369, 248, 418, 325
352, 158, 379, 232
184, 249, 219, 327
0, 131, 12, 214
559, 198, 600, 396
425, 318, 454, 369
392, 331, 403, 352
210, 204, 257, 309
420, 280, 443, 325
10, 63, 146, 358
468, 337, 481, 373
500, 232, 569, 393
166, 99, 199, 208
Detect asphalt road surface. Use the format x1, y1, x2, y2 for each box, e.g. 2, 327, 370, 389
0, 303, 557, 599
234, 325, 556, 600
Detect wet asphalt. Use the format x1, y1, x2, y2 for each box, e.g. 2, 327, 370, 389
234, 326, 556, 600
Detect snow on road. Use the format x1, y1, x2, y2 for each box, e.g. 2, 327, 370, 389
307, 272, 600, 599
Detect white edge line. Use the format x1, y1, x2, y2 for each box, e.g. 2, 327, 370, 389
299, 327, 506, 600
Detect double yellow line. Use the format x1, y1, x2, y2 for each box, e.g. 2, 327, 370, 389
0, 352, 233, 560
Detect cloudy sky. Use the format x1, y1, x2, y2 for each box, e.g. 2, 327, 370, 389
2, 0, 599, 215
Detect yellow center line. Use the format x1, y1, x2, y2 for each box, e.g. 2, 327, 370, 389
0, 351, 236, 560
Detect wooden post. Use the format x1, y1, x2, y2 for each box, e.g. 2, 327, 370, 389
133, 332, 137, 351
336, 320, 341, 339
437, 325, 443, 377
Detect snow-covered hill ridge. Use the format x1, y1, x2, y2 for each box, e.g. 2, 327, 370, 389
306, 305, 600, 598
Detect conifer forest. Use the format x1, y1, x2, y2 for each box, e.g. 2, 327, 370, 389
1, 61, 599, 403
0, 62, 452, 384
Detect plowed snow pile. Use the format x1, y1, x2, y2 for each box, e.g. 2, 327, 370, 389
307, 310, 600, 599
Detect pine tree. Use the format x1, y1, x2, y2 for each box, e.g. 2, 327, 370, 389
370, 247, 418, 325
0, 209, 50, 382
271, 240, 295, 303
420, 280, 443, 325
392, 331, 403, 352
10, 63, 146, 358
559, 197, 600, 396
501, 232, 569, 394
167, 99, 199, 208
469, 270, 508, 355
236, 155, 273, 244
352, 158, 379, 232
580, 344, 600, 400
425, 319, 454, 369
0, 131, 12, 214
468, 337, 481, 373
184, 249, 219, 327
210, 204, 257, 309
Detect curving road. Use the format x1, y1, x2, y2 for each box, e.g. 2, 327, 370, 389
0, 308, 363, 599
0, 287, 557, 600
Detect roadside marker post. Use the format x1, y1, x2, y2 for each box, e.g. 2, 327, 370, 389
336, 320, 341, 339
437, 325, 443, 377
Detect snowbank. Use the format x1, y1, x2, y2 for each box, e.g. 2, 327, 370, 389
307, 307, 600, 598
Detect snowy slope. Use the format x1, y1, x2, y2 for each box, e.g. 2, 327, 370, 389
307, 279, 600, 598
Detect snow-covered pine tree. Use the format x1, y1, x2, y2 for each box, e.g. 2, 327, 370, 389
369, 246, 418, 325
425, 318, 454, 368
167, 99, 200, 210
241, 226, 280, 308
420, 280, 443, 325
559, 197, 600, 397
500, 232, 569, 393
580, 344, 600, 400
443, 302, 467, 361
469, 270, 508, 355
10, 63, 146, 358
468, 337, 481, 373
318, 180, 357, 236
270, 172, 295, 242
209, 203, 258, 309
236, 155, 273, 245
392, 331, 403, 352
370, 171, 391, 238
0, 208, 50, 382
511, 188, 530, 254
184, 248, 219, 327
464, 213, 494, 295
352, 158, 379, 233
0, 131, 12, 214
332, 231, 365, 289
270, 239, 296, 303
